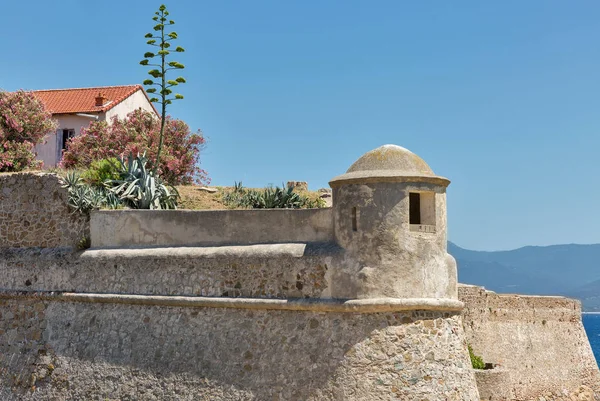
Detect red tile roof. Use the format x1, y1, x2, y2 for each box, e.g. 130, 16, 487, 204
32, 85, 156, 115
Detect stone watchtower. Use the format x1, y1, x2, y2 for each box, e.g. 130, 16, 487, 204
329, 144, 458, 300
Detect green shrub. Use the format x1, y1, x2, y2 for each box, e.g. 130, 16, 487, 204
76, 236, 91, 250
304, 196, 326, 209
468, 345, 485, 369
81, 157, 121, 185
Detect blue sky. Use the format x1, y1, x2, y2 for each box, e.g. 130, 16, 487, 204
3, 1, 600, 251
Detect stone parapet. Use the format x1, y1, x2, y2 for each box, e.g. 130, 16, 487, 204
0, 244, 348, 299
0, 172, 88, 249
91, 207, 334, 248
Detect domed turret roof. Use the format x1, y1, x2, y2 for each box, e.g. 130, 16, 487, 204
329, 144, 450, 187
347, 145, 434, 175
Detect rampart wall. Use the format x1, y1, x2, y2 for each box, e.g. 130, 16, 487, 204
459, 284, 600, 400
0, 294, 476, 400
0, 245, 337, 299
0, 173, 88, 249
1, 172, 599, 400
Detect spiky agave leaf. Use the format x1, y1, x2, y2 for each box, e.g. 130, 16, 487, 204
105, 153, 178, 210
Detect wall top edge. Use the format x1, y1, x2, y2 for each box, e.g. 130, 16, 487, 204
82, 242, 342, 258
0, 291, 464, 313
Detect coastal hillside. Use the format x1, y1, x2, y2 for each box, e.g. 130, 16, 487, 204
451, 242, 600, 311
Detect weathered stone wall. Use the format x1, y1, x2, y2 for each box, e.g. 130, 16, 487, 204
0, 246, 466, 305
0, 173, 88, 249
0, 294, 479, 401
91, 207, 334, 248
0, 297, 48, 393
459, 284, 600, 400
0, 245, 338, 299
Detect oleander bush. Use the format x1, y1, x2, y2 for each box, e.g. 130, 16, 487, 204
60, 109, 208, 185
0, 90, 58, 172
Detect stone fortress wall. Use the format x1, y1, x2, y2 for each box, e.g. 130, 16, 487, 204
460, 284, 600, 400
0, 145, 598, 400
0, 295, 474, 400
0, 173, 88, 249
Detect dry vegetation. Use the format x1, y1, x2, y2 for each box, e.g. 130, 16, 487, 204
176, 186, 226, 210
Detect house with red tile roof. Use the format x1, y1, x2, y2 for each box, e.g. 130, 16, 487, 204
32, 85, 158, 168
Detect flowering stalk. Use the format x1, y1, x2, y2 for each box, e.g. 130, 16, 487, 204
139, 4, 186, 177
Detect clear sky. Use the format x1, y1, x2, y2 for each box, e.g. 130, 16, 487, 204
2, 1, 600, 251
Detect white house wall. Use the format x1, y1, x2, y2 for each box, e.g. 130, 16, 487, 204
35, 114, 102, 168
36, 89, 156, 169
105, 90, 157, 121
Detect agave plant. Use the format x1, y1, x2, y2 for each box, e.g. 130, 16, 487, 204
221, 182, 315, 209
60, 171, 83, 191
106, 153, 179, 210
258, 185, 304, 208
97, 186, 122, 210
244, 190, 264, 208
60, 172, 107, 214
233, 181, 244, 193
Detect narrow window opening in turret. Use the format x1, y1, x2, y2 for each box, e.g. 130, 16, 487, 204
409, 192, 436, 233
352, 207, 358, 231
409, 193, 421, 224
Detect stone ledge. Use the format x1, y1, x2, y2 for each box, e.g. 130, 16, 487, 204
81, 242, 342, 259
0, 291, 464, 313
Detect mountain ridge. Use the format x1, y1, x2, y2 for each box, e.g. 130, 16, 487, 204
450, 241, 600, 311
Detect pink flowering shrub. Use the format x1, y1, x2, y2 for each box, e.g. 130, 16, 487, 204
0, 90, 58, 172
61, 109, 208, 185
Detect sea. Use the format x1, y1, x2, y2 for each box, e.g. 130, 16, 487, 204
583, 314, 600, 366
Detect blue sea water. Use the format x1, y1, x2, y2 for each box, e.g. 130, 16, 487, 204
583, 314, 600, 367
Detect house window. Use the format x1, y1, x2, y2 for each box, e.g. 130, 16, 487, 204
409, 192, 436, 233
352, 207, 358, 231
61, 129, 75, 151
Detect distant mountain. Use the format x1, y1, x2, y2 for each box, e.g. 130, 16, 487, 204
449, 242, 600, 311
563, 279, 600, 311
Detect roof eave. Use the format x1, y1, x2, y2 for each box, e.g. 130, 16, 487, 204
50, 111, 105, 116
329, 171, 451, 188
101, 85, 160, 118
